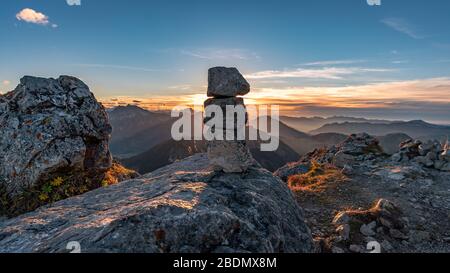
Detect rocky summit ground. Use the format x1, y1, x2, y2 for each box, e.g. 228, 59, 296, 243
0, 154, 312, 253
276, 134, 450, 253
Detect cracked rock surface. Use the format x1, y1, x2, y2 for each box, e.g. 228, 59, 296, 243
0, 154, 312, 253
0, 76, 112, 198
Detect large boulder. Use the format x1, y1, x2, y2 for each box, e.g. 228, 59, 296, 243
207, 67, 250, 97
0, 76, 120, 216
0, 154, 313, 253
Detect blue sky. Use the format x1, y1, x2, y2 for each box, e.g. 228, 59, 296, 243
1, 0, 450, 122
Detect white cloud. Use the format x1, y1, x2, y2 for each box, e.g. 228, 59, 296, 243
16, 8, 50, 25
246, 67, 352, 80
303, 60, 366, 66
2, 80, 10, 86
168, 84, 192, 90
381, 18, 423, 39
181, 48, 260, 60
245, 67, 393, 80
66, 0, 81, 6
392, 60, 409, 64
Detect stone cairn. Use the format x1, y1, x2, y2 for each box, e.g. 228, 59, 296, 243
392, 138, 450, 171
204, 67, 254, 173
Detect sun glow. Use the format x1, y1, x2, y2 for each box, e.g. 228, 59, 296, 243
99, 77, 450, 121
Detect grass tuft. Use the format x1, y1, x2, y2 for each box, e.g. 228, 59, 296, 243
288, 161, 347, 193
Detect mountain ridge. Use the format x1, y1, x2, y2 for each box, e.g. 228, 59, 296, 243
310, 120, 450, 139
121, 138, 300, 173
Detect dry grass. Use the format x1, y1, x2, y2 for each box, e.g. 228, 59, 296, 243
102, 163, 139, 187
287, 161, 348, 193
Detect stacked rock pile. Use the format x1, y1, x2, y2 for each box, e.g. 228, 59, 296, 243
203, 67, 254, 173
392, 139, 450, 171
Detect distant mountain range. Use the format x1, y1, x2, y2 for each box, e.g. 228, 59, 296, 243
108, 105, 447, 173
109, 106, 303, 172
121, 139, 300, 173
280, 116, 393, 132
108, 105, 174, 157
276, 121, 347, 155
108, 105, 171, 141
310, 120, 450, 140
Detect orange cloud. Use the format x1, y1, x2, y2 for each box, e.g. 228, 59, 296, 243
16, 8, 50, 25
245, 67, 393, 80
244, 77, 450, 106
98, 77, 450, 122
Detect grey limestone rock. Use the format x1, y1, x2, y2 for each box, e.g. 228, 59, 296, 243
207, 67, 250, 98
0, 154, 313, 253
204, 67, 253, 173
0, 76, 112, 198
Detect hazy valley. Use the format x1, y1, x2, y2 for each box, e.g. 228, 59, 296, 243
107, 105, 449, 174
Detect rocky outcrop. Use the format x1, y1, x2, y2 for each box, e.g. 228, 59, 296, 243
204, 67, 254, 173
275, 133, 383, 178
0, 154, 313, 253
275, 131, 450, 253
0, 76, 135, 216
317, 133, 382, 167
392, 139, 450, 172
274, 162, 311, 182
330, 199, 409, 253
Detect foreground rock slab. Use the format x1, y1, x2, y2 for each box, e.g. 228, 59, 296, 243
0, 154, 312, 253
